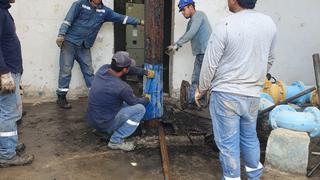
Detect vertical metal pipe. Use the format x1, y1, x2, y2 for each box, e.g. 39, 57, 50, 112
312, 54, 320, 107
145, 0, 164, 65
144, 0, 164, 120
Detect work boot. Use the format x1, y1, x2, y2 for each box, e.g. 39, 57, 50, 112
16, 143, 26, 155
56, 94, 72, 109
92, 129, 111, 141
107, 141, 136, 151
0, 154, 34, 168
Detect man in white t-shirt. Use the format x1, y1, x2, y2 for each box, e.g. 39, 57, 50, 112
196, 0, 277, 179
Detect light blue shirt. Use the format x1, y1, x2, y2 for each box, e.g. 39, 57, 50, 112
176, 11, 212, 56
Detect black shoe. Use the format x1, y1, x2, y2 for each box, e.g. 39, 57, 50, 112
92, 129, 111, 141
0, 154, 34, 168
16, 143, 26, 156
56, 94, 72, 109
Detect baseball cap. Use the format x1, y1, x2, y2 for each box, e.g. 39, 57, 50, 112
112, 51, 136, 68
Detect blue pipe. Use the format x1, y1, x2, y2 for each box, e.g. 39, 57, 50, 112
143, 63, 163, 120
269, 105, 320, 138
259, 93, 275, 111
285, 81, 312, 105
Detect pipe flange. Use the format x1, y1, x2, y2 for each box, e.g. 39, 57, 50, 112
291, 81, 307, 105
304, 107, 320, 123
269, 105, 296, 129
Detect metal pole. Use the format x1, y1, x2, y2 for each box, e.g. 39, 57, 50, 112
144, 0, 164, 121
313, 53, 320, 107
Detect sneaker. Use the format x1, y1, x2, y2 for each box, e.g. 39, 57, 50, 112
0, 154, 34, 168
16, 143, 26, 155
107, 141, 136, 151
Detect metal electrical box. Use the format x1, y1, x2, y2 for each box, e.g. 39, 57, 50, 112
126, 3, 145, 66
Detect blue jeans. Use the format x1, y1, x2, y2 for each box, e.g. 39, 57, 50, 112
57, 41, 94, 95
107, 104, 146, 144
191, 54, 204, 85
0, 73, 22, 160
209, 91, 263, 180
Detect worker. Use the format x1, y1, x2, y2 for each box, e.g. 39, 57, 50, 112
167, 0, 212, 86
86, 51, 155, 151
56, 0, 144, 109
0, 0, 34, 168
196, 0, 277, 179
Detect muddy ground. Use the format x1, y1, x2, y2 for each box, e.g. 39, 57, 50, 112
0, 98, 319, 180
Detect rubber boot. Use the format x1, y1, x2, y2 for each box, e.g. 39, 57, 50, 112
56, 94, 72, 109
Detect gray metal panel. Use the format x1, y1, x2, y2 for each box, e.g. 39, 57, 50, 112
126, 3, 145, 49
127, 48, 145, 66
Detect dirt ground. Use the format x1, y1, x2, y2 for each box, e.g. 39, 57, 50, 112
0, 99, 319, 180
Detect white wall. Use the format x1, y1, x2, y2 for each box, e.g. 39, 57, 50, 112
10, 0, 114, 100
9, 0, 320, 100
171, 0, 320, 97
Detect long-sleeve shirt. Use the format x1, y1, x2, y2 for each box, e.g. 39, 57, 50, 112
199, 10, 277, 98
175, 11, 212, 56
58, 0, 141, 48
86, 64, 148, 131
0, 2, 23, 75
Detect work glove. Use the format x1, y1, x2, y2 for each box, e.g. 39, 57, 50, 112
0, 72, 16, 94
56, 35, 65, 48
194, 87, 205, 108
147, 70, 155, 79
165, 44, 179, 56
140, 20, 145, 26
144, 94, 151, 102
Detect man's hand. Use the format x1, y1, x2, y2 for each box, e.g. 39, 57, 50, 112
147, 70, 155, 79
56, 35, 65, 48
0, 72, 16, 94
194, 87, 205, 108
165, 44, 179, 56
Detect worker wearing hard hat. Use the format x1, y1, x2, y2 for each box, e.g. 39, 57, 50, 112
167, 0, 212, 87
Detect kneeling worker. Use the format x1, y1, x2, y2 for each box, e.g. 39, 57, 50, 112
86, 51, 154, 151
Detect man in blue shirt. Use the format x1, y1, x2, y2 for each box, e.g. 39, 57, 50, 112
87, 51, 154, 151
167, 0, 212, 86
0, 0, 34, 168
56, 0, 144, 109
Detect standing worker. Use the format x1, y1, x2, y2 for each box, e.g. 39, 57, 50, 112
56, 0, 144, 109
196, 0, 277, 179
0, 0, 34, 168
167, 0, 212, 86
86, 51, 154, 151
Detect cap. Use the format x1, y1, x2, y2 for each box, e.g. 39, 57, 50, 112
112, 51, 136, 68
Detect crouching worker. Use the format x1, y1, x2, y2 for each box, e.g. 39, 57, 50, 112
86, 51, 154, 151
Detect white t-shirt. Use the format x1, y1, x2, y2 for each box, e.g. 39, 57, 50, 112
199, 9, 277, 97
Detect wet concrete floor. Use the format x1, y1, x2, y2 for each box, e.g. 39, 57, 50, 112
0, 99, 319, 180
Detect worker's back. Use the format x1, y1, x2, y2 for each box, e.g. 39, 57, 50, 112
210, 10, 277, 97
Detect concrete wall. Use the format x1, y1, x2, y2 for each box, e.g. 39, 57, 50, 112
10, 0, 114, 100
9, 0, 320, 100
171, 0, 320, 97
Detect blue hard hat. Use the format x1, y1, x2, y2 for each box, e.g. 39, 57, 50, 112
178, 0, 194, 12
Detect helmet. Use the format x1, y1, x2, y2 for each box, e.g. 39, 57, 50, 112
178, 0, 194, 12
